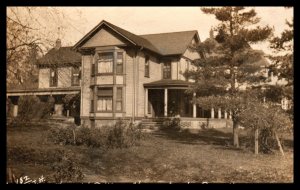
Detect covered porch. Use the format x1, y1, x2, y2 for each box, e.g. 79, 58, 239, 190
6, 87, 80, 118
143, 80, 232, 120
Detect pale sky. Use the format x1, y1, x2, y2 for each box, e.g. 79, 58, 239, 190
8, 7, 294, 55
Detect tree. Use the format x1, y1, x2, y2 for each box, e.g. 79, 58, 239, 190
7, 7, 86, 88
187, 7, 273, 147
239, 94, 292, 155
267, 7, 293, 119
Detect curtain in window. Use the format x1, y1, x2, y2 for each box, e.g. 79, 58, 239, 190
98, 53, 113, 73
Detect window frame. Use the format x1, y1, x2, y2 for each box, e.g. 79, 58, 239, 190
96, 87, 113, 112
116, 87, 123, 112
49, 67, 58, 87
163, 61, 171, 79
97, 52, 114, 74
116, 52, 124, 75
71, 66, 80, 86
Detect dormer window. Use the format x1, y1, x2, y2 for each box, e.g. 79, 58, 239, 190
50, 68, 58, 87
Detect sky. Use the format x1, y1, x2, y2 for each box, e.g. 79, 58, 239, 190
8, 7, 294, 55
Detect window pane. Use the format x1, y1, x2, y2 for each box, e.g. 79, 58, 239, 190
117, 88, 122, 99
98, 52, 113, 73
97, 99, 103, 111
116, 87, 122, 111
106, 98, 112, 110
98, 88, 113, 96
116, 101, 122, 111
163, 62, 171, 79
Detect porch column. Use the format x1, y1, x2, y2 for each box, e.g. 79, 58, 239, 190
164, 88, 168, 117
224, 110, 228, 119
229, 110, 232, 119
145, 88, 148, 116
67, 110, 70, 117
218, 108, 222, 119
211, 108, 215, 118
193, 92, 197, 118
10, 96, 19, 117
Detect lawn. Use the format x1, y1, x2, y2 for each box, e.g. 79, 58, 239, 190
7, 120, 293, 183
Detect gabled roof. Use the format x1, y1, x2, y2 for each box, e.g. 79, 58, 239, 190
38, 46, 81, 66
140, 31, 199, 56
73, 20, 200, 56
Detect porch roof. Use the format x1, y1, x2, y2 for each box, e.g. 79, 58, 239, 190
7, 87, 81, 97
143, 79, 194, 88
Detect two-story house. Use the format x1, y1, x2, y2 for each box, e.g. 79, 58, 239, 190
7, 39, 82, 118
73, 20, 219, 128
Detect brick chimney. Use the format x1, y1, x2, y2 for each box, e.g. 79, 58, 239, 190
55, 39, 61, 50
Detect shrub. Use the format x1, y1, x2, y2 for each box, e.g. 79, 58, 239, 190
47, 126, 74, 145
16, 96, 54, 122
47, 120, 144, 149
51, 150, 84, 183
161, 117, 181, 131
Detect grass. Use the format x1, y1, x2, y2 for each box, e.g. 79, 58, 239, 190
7, 121, 293, 183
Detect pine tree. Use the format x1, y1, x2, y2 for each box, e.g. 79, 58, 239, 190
186, 7, 273, 147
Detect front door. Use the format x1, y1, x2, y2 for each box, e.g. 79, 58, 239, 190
149, 89, 164, 117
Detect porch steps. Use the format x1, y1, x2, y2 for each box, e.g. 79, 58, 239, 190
140, 118, 165, 131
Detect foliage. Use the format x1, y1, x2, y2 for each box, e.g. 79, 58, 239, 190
186, 7, 273, 147
238, 98, 292, 153
161, 117, 181, 131
51, 150, 84, 183
47, 120, 144, 149
16, 95, 54, 122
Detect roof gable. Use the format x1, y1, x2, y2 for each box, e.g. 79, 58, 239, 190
82, 27, 127, 48
73, 20, 200, 56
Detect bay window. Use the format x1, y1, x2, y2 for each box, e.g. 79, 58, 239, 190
116, 52, 123, 74
98, 52, 113, 73
97, 87, 113, 111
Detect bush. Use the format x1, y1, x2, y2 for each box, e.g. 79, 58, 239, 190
47, 126, 75, 145
51, 150, 84, 183
16, 96, 54, 122
161, 117, 181, 131
47, 120, 144, 149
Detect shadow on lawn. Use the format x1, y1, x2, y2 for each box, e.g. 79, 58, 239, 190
153, 128, 235, 147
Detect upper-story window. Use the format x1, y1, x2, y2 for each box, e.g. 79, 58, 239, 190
98, 52, 114, 74
72, 66, 80, 86
163, 62, 171, 79
50, 68, 58, 87
116, 52, 123, 74
145, 56, 150, 77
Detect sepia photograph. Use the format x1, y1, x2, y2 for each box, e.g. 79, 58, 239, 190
6, 6, 293, 183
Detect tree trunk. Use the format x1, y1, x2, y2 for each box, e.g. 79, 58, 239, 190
72, 129, 76, 145
233, 121, 239, 148
274, 131, 285, 156
254, 128, 259, 154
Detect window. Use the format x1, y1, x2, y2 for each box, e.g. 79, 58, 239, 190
90, 88, 94, 112
116, 52, 123, 74
145, 56, 150, 77
163, 62, 171, 79
97, 87, 113, 111
50, 68, 58, 87
116, 87, 123, 111
98, 52, 113, 73
72, 67, 80, 86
